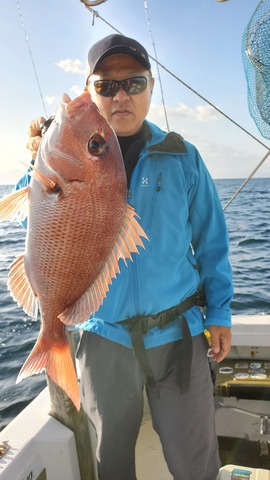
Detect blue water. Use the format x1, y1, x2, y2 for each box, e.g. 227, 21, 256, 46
0, 178, 269, 430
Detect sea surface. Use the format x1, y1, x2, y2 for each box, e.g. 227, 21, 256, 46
0, 178, 269, 431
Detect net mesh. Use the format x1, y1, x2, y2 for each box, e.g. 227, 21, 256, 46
242, 0, 270, 139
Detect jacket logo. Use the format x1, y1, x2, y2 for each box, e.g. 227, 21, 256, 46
141, 177, 149, 186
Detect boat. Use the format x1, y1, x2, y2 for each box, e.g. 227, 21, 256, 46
1, 314, 270, 479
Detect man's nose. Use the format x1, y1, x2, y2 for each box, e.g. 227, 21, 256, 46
113, 86, 130, 101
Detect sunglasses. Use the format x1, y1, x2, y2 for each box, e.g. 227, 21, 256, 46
92, 76, 151, 97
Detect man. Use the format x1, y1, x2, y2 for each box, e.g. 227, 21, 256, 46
20, 34, 233, 480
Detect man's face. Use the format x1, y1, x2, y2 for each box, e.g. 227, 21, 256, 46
87, 54, 154, 136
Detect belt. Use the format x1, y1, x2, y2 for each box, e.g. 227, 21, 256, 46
119, 291, 206, 394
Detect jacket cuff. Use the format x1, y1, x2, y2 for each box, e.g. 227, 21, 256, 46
204, 307, 232, 328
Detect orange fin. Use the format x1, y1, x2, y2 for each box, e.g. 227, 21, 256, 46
16, 331, 81, 411
30, 164, 57, 189
7, 254, 38, 318
20, 160, 57, 190
59, 204, 149, 325
0, 186, 29, 222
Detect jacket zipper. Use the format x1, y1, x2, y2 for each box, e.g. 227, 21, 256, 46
127, 170, 163, 315
145, 172, 163, 230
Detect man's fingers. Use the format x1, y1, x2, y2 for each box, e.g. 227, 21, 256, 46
26, 116, 46, 159
28, 116, 46, 137
26, 135, 43, 160
208, 326, 232, 363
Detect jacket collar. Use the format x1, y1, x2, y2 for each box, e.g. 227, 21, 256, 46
145, 120, 187, 154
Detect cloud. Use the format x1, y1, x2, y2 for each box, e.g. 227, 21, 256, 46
70, 85, 84, 97
194, 104, 220, 122
55, 59, 86, 75
147, 101, 267, 179
45, 95, 58, 105
42, 86, 84, 113
149, 102, 221, 123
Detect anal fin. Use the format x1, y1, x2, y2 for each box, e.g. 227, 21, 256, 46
8, 254, 38, 318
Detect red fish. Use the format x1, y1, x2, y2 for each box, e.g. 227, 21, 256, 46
0, 91, 148, 410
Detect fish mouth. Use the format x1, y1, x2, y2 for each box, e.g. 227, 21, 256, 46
65, 91, 94, 115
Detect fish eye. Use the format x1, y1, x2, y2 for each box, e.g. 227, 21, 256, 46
88, 133, 108, 157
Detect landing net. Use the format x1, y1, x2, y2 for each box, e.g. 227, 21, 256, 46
243, 0, 270, 139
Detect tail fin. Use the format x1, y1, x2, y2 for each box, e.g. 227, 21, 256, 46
16, 331, 80, 411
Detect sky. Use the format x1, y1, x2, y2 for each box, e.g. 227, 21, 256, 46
0, 0, 269, 184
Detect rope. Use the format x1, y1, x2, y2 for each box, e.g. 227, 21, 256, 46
80, 0, 107, 6
223, 149, 270, 210
143, 0, 170, 132
154, 60, 270, 151
16, 1, 48, 117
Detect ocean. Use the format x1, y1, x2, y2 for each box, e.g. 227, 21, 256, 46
0, 178, 269, 431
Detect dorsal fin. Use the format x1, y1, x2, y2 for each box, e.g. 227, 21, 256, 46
58, 204, 148, 325
0, 186, 29, 222
8, 254, 38, 318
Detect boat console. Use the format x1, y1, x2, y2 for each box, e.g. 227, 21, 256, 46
214, 315, 270, 472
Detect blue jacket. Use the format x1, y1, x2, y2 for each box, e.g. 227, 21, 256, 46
15, 120, 233, 349
78, 121, 233, 348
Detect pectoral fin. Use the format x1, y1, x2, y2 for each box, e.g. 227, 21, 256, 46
58, 204, 148, 325
0, 186, 29, 222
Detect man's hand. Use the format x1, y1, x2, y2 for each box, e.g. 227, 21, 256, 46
207, 326, 231, 363
26, 116, 46, 160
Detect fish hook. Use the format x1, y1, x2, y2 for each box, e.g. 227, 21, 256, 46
91, 9, 99, 26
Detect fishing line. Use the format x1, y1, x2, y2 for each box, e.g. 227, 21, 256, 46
143, 0, 170, 132
16, 1, 48, 117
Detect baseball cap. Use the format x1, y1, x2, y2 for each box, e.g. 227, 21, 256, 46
86, 34, 151, 82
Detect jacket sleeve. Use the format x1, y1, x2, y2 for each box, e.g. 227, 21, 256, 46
14, 164, 32, 229
15, 171, 32, 190
187, 147, 234, 328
